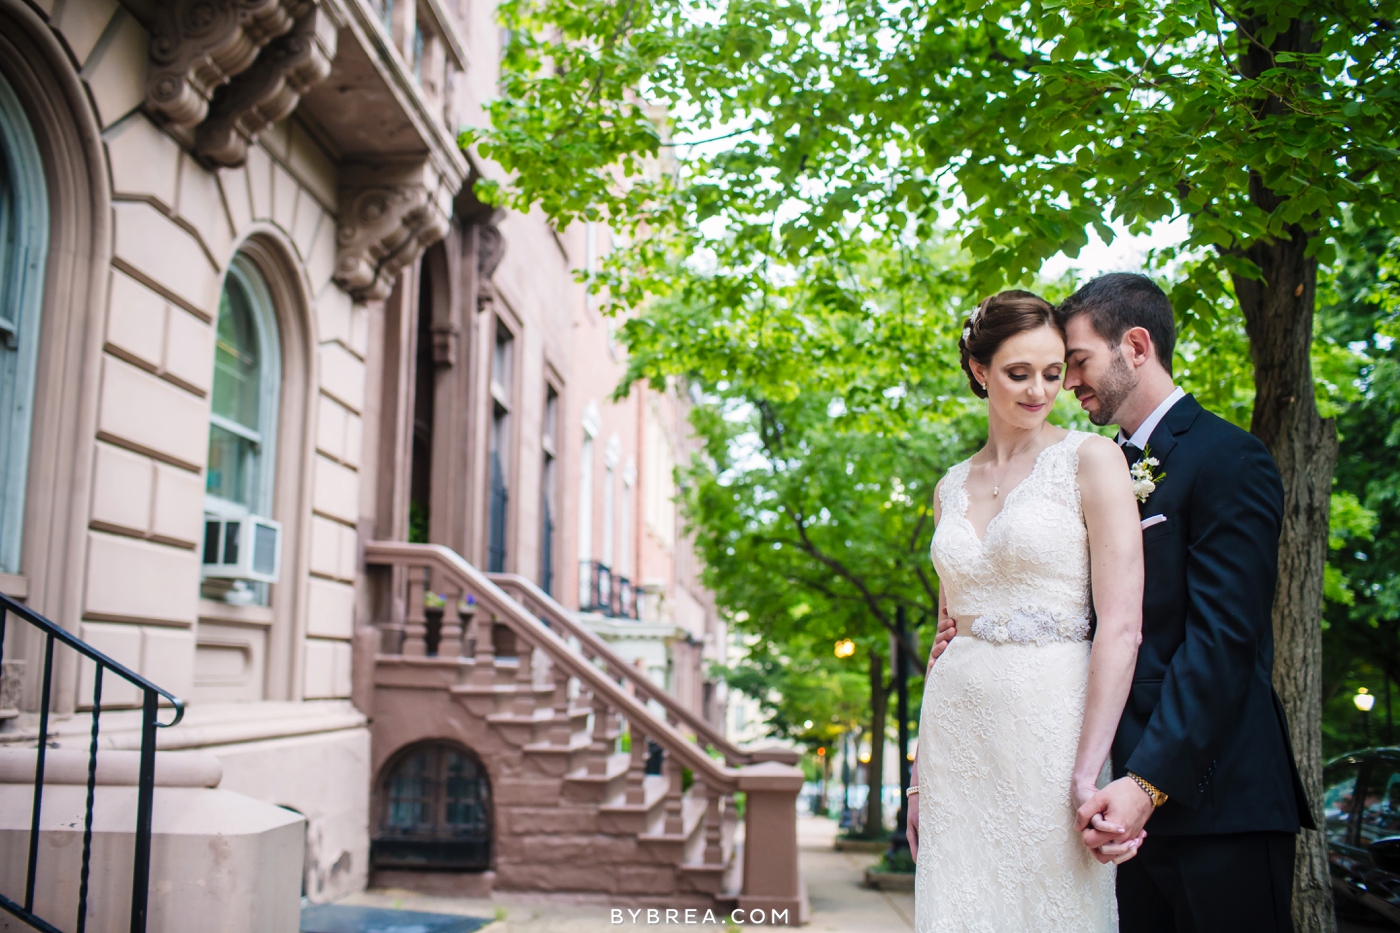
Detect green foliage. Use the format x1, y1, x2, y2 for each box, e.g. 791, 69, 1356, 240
1315, 228, 1400, 756
878, 847, 916, 874
473, 0, 1400, 344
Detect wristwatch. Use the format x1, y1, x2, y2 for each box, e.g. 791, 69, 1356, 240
1127, 771, 1168, 808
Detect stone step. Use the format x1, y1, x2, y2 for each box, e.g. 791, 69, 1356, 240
561, 752, 630, 803
597, 773, 668, 835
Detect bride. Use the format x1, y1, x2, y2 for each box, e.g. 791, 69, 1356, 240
908, 291, 1144, 933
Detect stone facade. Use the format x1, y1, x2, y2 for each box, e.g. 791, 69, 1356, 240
0, 0, 762, 924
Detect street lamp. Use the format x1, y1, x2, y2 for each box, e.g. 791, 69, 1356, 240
1357, 688, 1376, 747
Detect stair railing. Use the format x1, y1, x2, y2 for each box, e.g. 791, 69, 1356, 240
488, 573, 766, 768
366, 542, 807, 920
0, 592, 185, 933
366, 542, 739, 792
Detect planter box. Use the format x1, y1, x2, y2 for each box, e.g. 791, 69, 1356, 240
863, 867, 915, 892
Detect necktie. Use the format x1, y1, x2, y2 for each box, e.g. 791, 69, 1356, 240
1121, 442, 1143, 467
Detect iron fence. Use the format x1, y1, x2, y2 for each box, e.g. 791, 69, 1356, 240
0, 592, 184, 933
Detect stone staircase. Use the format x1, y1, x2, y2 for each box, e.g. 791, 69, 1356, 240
361, 543, 808, 923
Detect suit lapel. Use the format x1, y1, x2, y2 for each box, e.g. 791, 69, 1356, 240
1143, 393, 1203, 464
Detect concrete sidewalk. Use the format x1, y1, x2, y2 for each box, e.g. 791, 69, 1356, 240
335, 816, 914, 932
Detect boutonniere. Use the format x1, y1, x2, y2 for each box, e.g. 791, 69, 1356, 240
1131, 447, 1166, 504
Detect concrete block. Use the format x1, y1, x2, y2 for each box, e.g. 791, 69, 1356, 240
307, 578, 355, 639
338, 522, 358, 581
76, 621, 143, 707
91, 440, 154, 535
162, 305, 214, 394
292, 191, 322, 261
55, 0, 120, 65
272, 162, 298, 233
213, 726, 370, 902
220, 166, 254, 237
0, 785, 303, 933
332, 640, 352, 698
318, 342, 365, 412
177, 152, 234, 268
316, 393, 348, 461
151, 462, 203, 546
309, 514, 342, 579
349, 303, 369, 357
105, 267, 167, 369
343, 412, 362, 469
303, 638, 338, 698
105, 113, 179, 209
315, 281, 353, 347
307, 219, 337, 295
247, 146, 273, 221
85, 531, 198, 626
98, 353, 208, 469
143, 626, 195, 702
312, 455, 358, 525
83, 10, 147, 129
113, 201, 218, 320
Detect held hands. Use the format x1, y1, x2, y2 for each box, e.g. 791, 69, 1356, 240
1074, 777, 1154, 865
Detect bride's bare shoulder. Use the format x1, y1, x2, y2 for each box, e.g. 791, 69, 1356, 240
1075, 433, 1134, 495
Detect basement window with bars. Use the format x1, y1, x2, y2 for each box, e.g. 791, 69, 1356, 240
373, 742, 492, 871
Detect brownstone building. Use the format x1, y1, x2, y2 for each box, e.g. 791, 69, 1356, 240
0, 0, 805, 929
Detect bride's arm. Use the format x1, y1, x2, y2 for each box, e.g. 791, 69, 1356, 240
1072, 435, 1144, 806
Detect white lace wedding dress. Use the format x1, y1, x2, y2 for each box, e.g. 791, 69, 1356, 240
916, 431, 1117, 933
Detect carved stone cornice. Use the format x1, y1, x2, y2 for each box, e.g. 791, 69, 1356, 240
194, 4, 336, 167
146, 0, 304, 130
334, 162, 452, 302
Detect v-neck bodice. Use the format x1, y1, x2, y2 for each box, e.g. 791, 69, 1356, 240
931, 431, 1093, 645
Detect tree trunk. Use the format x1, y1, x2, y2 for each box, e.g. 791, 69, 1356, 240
1231, 14, 1336, 931
865, 648, 887, 837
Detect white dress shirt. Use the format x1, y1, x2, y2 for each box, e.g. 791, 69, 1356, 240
1118, 386, 1186, 450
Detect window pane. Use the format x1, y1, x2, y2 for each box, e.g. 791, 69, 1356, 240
444, 752, 488, 834
1360, 763, 1400, 847
386, 752, 432, 831
212, 277, 262, 432
1325, 763, 1361, 846
205, 422, 256, 505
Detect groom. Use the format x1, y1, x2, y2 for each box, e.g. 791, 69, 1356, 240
1063, 274, 1314, 933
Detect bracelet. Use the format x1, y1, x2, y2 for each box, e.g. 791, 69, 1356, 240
1127, 771, 1168, 808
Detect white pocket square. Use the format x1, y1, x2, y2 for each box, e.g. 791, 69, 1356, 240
1141, 515, 1168, 530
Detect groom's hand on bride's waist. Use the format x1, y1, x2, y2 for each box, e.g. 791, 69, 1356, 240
926, 617, 956, 674
1076, 776, 1155, 863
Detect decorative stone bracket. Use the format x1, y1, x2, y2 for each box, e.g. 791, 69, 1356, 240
334, 162, 453, 302
147, 0, 310, 130
194, 4, 337, 166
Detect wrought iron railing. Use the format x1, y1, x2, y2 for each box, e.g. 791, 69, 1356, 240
0, 593, 185, 933
578, 559, 637, 619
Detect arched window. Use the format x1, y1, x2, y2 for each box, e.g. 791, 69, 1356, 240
0, 70, 50, 575
203, 254, 280, 603
373, 742, 492, 871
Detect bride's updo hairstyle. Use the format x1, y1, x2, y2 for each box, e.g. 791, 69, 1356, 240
957, 290, 1060, 399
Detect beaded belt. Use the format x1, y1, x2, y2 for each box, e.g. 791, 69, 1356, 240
970, 608, 1090, 646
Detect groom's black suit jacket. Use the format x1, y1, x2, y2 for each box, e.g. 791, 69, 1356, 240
1110, 393, 1314, 836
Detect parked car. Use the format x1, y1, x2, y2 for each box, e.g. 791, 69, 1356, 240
1324, 749, 1400, 928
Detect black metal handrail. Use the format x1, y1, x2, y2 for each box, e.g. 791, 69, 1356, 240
578, 560, 638, 620
0, 592, 184, 933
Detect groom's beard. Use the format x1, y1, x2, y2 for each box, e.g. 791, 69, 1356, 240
1081, 350, 1137, 426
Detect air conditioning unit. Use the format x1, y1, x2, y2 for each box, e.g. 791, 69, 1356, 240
201, 514, 282, 583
